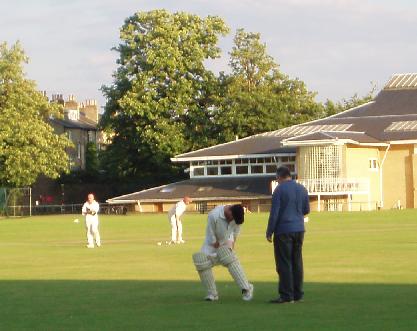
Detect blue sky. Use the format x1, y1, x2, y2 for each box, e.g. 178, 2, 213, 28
1, 0, 416, 110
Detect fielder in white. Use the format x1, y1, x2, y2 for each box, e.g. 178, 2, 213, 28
82, 193, 101, 248
167, 196, 191, 244
192, 204, 254, 301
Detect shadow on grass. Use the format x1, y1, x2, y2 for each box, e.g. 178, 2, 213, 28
0, 280, 416, 330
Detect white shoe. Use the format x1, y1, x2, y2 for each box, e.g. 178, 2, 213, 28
86, 244, 94, 248
204, 294, 219, 301
96, 243, 101, 247
177, 239, 185, 244
168, 240, 176, 245
242, 283, 254, 301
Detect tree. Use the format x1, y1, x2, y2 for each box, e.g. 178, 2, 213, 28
101, 9, 229, 179
323, 84, 376, 116
214, 29, 324, 142
85, 142, 99, 176
0, 42, 71, 187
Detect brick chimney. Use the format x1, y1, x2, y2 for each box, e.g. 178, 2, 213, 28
81, 99, 99, 123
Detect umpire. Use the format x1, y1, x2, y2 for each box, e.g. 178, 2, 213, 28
266, 166, 310, 304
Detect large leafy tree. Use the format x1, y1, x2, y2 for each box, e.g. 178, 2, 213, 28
215, 29, 324, 141
0, 42, 71, 187
101, 10, 228, 179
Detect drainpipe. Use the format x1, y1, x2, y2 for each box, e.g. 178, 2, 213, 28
379, 144, 391, 209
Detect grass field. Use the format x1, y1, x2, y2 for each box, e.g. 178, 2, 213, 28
1, 210, 417, 330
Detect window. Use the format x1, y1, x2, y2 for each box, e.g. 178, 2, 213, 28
251, 165, 263, 174
88, 131, 95, 143
160, 186, 176, 193
236, 165, 249, 174
77, 143, 81, 159
220, 166, 232, 175
67, 109, 80, 121
266, 165, 277, 173
219, 160, 232, 165
197, 186, 213, 192
236, 185, 249, 191
207, 167, 218, 176
369, 159, 378, 170
193, 167, 204, 176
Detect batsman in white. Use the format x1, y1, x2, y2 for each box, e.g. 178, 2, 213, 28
167, 196, 191, 244
192, 204, 254, 301
82, 193, 101, 248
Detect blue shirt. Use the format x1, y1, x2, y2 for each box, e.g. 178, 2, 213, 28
266, 180, 310, 236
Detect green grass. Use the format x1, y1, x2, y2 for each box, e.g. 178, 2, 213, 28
1, 210, 417, 330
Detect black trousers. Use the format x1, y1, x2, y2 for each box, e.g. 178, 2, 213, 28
273, 232, 304, 301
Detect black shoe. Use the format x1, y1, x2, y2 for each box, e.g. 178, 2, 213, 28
269, 297, 294, 304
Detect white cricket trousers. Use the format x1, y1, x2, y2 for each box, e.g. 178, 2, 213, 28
85, 218, 101, 246
169, 215, 183, 242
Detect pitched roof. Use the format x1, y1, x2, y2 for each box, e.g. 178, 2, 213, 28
50, 117, 98, 130
107, 176, 275, 203
172, 136, 295, 160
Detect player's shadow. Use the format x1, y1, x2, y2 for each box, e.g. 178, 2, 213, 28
0, 280, 416, 330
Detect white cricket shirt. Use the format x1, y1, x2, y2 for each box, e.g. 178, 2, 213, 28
168, 200, 187, 219
201, 205, 241, 256
82, 200, 100, 222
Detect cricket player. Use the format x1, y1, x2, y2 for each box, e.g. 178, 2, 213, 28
167, 196, 191, 244
192, 204, 254, 301
82, 193, 101, 248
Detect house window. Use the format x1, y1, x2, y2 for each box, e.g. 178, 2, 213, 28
236, 165, 249, 174
193, 167, 204, 176
220, 166, 232, 175
197, 186, 213, 192
88, 131, 95, 143
237, 158, 249, 165
369, 159, 378, 170
250, 165, 263, 174
207, 167, 218, 176
160, 186, 176, 193
236, 185, 249, 191
77, 143, 81, 159
266, 165, 277, 173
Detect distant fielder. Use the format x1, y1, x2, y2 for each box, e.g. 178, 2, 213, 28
192, 204, 254, 301
167, 196, 191, 244
82, 193, 101, 248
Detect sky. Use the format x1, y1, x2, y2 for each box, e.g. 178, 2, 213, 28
1, 0, 417, 111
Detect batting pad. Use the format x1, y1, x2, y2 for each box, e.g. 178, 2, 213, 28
217, 247, 250, 290
192, 253, 217, 296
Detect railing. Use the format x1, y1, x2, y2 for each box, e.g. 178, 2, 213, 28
2, 203, 127, 217
297, 178, 370, 194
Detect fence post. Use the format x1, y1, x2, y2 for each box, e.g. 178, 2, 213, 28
29, 187, 32, 217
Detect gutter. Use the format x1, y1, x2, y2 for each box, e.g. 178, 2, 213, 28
379, 144, 391, 208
